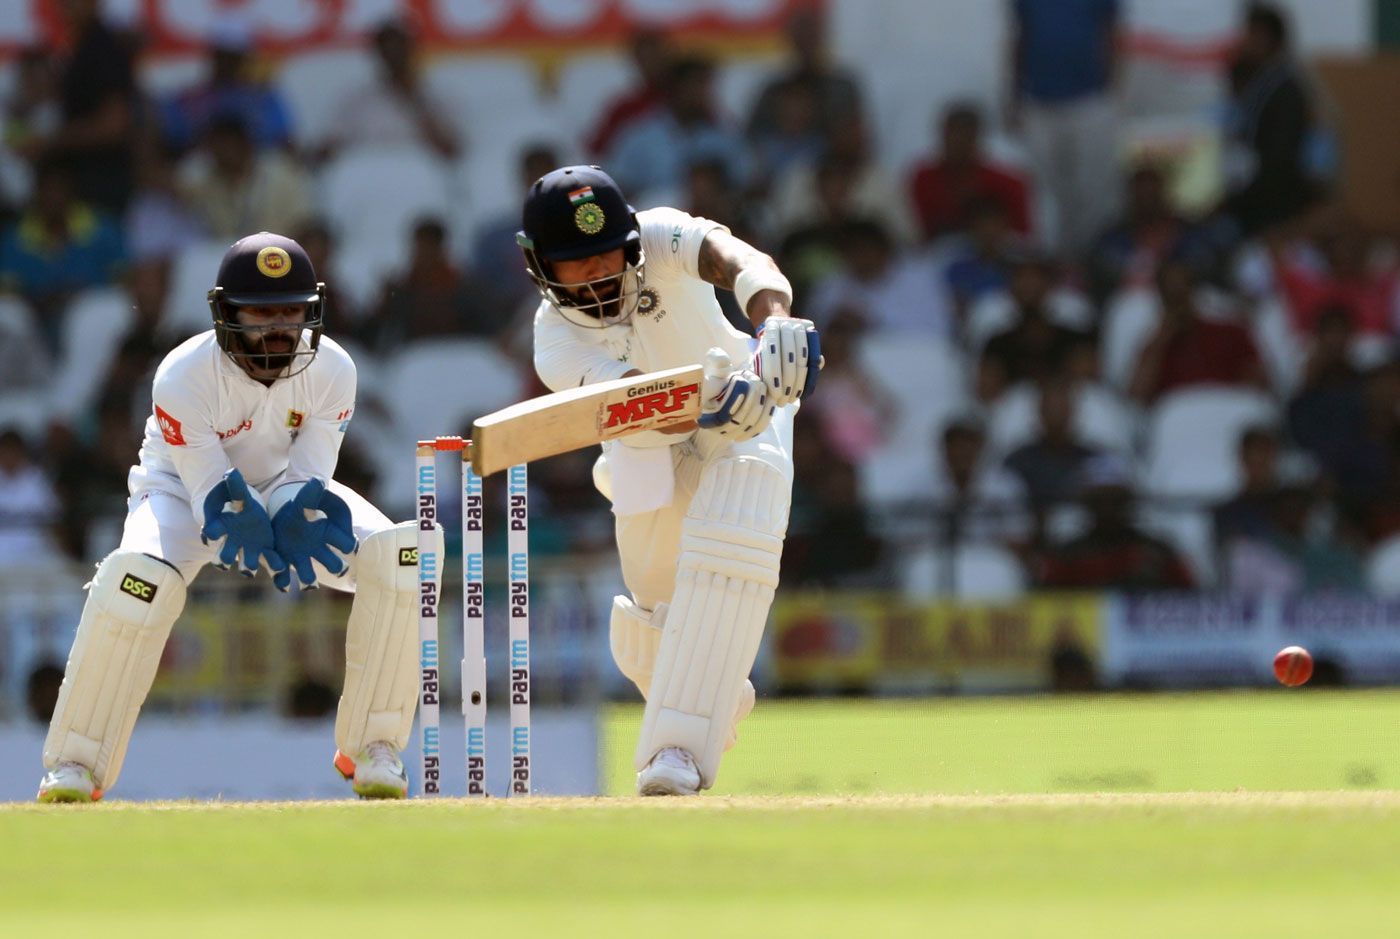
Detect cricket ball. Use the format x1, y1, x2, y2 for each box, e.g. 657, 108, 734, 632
1273, 645, 1313, 687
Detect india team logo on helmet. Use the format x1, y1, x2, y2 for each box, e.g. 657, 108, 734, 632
569, 186, 607, 235
256, 245, 292, 278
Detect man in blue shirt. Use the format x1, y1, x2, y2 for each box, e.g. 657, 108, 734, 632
0, 159, 125, 351
1009, 0, 1121, 256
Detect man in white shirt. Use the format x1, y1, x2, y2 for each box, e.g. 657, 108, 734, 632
520, 165, 820, 794
38, 232, 434, 803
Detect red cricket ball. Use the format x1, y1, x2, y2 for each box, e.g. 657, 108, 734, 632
1274, 645, 1314, 687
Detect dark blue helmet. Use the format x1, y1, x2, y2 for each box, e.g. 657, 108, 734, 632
207, 231, 326, 378
517, 165, 645, 326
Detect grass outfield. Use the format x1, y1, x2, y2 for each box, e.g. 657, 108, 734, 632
4, 794, 1400, 936
601, 690, 1400, 794
8, 692, 1400, 936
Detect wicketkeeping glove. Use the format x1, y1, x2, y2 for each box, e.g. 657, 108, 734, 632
200, 468, 287, 578
696, 347, 774, 441
754, 316, 821, 407
270, 478, 357, 592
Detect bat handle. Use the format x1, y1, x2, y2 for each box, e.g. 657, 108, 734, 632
704, 348, 732, 382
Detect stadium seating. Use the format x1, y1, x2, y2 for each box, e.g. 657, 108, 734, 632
985, 382, 1138, 460
963, 286, 1095, 354
1142, 387, 1279, 501
48, 289, 135, 423
275, 49, 379, 150
163, 240, 232, 340
900, 543, 1028, 600
364, 338, 528, 506
1366, 534, 1400, 597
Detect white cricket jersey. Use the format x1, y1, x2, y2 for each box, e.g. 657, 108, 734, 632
129, 330, 356, 524
533, 206, 754, 398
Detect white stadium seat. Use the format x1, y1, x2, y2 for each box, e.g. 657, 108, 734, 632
319, 145, 455, 291
964, 287, 1094, 354
554, 53, 634, 143
1142, 387, 1278, 502
855, 332, 972, 504
985, 382, 1137, 461
364, 338, 527, 510
1367, 535, 1400, 598
900, 543, 1027, 600
1100, 287, 1160, 392
275, 49, 379, 150
162, 240, 232, 341
49, 288, 135, 423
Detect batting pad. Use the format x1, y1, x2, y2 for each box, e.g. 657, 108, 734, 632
44, 550, 187, 790
335, 521, 435, 754
610, 595, 666, 696
636, 457, 790, 787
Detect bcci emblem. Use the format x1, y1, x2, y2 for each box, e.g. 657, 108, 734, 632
636, 287, 660, 317
574, 202, 606, 235
256, 246, 292, 278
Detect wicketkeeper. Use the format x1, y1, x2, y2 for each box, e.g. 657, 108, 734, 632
518, 165, 819, 795
38, 232, 438, 802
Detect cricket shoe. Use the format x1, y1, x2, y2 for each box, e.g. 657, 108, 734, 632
334, 742, 408, 799
37, 762, 102, 803
637, 746, 701, 796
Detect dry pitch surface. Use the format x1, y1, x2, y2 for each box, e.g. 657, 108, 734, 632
4, 791, 1400, 937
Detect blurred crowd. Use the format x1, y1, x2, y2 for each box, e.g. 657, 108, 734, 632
1, 1, 1398, 600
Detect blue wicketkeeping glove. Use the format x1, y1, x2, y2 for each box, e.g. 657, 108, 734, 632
201, 469, 287, 578
270, 479, 357, 592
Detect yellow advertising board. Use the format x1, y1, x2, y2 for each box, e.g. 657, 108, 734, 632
770, 592, 1102, 693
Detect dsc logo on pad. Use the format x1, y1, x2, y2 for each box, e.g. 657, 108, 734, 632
120, 574, 157, 603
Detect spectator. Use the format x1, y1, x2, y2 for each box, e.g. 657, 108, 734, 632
803, 309, 893, 465
125, 145, 201, 325
1004, 379, 1105, 506
784, 418, 886, 587
749, 75, 826, 191
157, 15, 294, 156
768, 116, 916, 247
977, 251, 1095, 401
1128, 257, 1266, 403
0, 429, 62, 565
1291, 344, 1399, 537
35, 0, 138, 212
0, 158, 125, 348
1, 47, 62, 208
1008, 0, 1121, 255
320, 18, 460, 162
606, 55, 749, 202
908, 102, 1032, 242
1088, 162, 1211, 305
1035, 455, 1194, 590
470, 143, 560, 308
1222, 471, 1364, 594
1270, 217, 1398, 339
919, 417, 1029, 548
1218, 3, 1322, 236
177, 113, 314, 242
1213, 424, 1283, 549
805, 219, 953, 336
292, 218, 360, 331
746, 7, 862, 143
364, 217, 502, 347
52, 397, 134, 558
586, 29, 673, 158
942, 197, 1019, 318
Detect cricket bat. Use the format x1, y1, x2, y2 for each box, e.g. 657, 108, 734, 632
470, 351, 733, 476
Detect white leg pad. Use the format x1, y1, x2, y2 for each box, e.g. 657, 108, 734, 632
335, 521, 438, 754
612, 595, 754, 750
43, 550, 187, 790
610, 595, 666, 697
635, 456, 790, 788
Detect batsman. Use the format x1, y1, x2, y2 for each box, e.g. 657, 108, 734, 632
518, 166, 819, 795
37, 232, 437, 803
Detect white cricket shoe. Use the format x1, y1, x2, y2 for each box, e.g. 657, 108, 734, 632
37, 762, 102, 804
333, 741, 408, 800
637, 746, 701, 796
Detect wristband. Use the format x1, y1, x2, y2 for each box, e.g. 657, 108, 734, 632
734, 266, 793, 315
